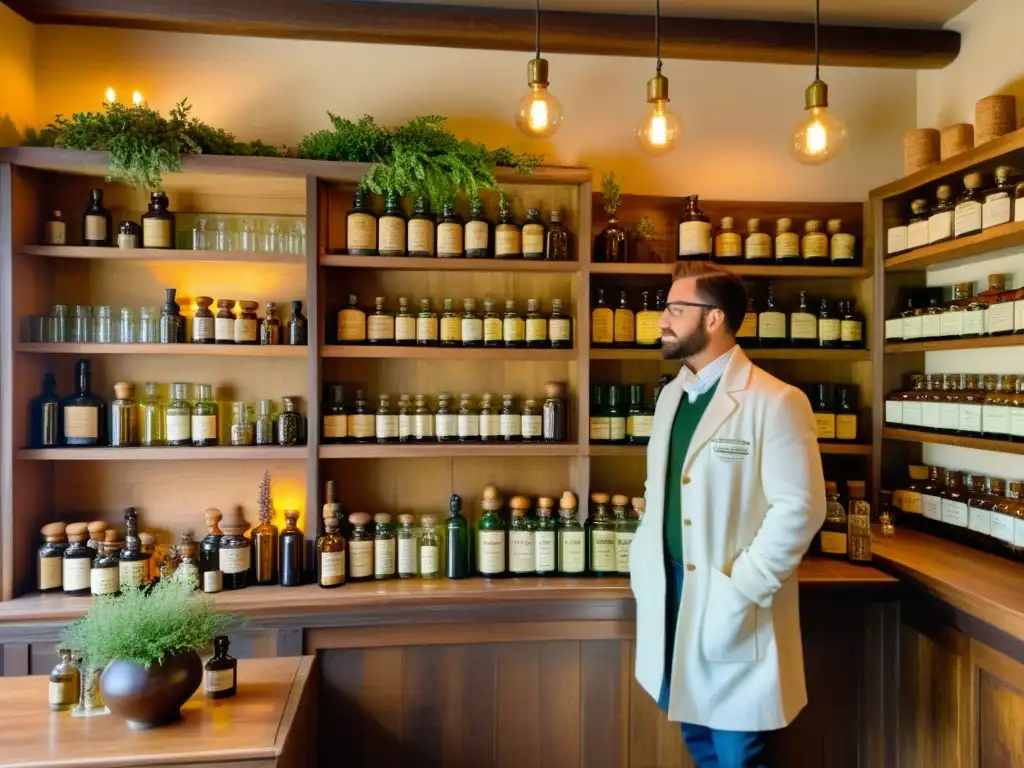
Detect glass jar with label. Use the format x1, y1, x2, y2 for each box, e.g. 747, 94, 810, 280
44, 209, 67, 246
613, 291, 635, 347
397, 514, 418, 578
557, 492, 585, 575
542, 382, 567, 442
744, 218, 772, 263
346, 189, 378, 255
219, 519, 251, 590
757, 282, 786, 348
521, 399, 543, 442
500, 394, 521, 442
450, 393, 477, 442
919, 296, 944, 340
234, 301, 259, 344
38, 523, 67, 593
549, 298, 572, 348
230, 401, 255, 446
419, 515, 441, 579
347, 512, 374, 582
346, 390, 374, 442
338, 294, 367, 344
378, 193, 406, 257
256, 399, 275, 446
394, 297, 416, 345
479, 393, 500, 442
840, 300, 865, 348
608, 385, 628, 444
819, 482, 847, 558
954, 173, 984, 238
918, 374, 942, 432
963, 289, 988, 338
503, 300, 525, 348
192, 384, 218, 447
482, 298, 503, 346
460, 298, 483, 346
83, 188, 111, 246
789, 291, 817, 348
439, 298, 461, 346
407, 197, 435, 257
817, 298, 840, 348
373, 513, 396, 580
713, 216, 742, 263
413, 394, 434, 441
522, 208, 546, 259
591, 288, 614, 346
938, 375, 961, 434
435, 392, 457, 442
192, 296, 215, 344
166, 383, 192, 447
983, 166, 1014, 230
957, 374, 985, 436
465, 197, 491, 258
277, 396, 303, 446
545, 209, 571, 261
62, 523, 92, 597
495, 196, 522, 259
801, 220, 828, 263
901, 375, 925, 430
370, 394, 397, 444
141, 191, 175, 249
835, 384, 859, 441
985, 478, 1013, 548
534, 498, 557, 575
322, 384, 347, 444
477, 488, 507, 578
397, 394, 413, 443
626, 384, 653, 445
906, 199, 930, 250
811, 383, 836, 441
509, 497, 536, 575
367, 297, 395, 345
774, 218, 800, 264
437, 203, 464, 258
587, 493, 617, 576
215, 300, 236, 344
965, 474, 993, 546
846, 481, 872, 562
929, 185, 955, 243
109, 381, 138, 448
902, 296, 925, 341
982, 374, 1013, 441
416, 298, 438, 346
940, 470, 970, 532
613, 495, 638, 574
677, 195, 711, 259
828, 219, 856, 264
260, 302, 282, 345
525, 298, 548, 348
634, 291, 661, 348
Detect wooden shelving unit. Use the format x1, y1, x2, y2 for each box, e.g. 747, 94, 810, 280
18, 245, 305, 265
882, 428, 1024, 456
319, 443, 583, 460
321, 254, 579, 272
883, 221, 1024, 271
321, 345, 577, 361
589, 262, 872, 279
17, 343, 307, 357
590, 347, 871, 362
18, 447, 308, 461
883, 335, 1024, 354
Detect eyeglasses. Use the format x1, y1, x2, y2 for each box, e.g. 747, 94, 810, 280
663, 300, 721, 318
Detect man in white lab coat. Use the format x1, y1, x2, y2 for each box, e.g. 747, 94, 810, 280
629, 261, 826, 767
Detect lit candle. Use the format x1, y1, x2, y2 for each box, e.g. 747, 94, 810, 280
132, 91, 143, 106
104, 87, 116, 103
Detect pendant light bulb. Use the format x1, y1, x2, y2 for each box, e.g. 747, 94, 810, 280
635, 0, 680, 157
515, 58, 563, 139
790, 0, 847, 165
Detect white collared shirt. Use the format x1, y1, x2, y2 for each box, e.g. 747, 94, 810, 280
678, 345, 736, 403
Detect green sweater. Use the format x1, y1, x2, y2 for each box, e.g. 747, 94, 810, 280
664, 382, 719, 563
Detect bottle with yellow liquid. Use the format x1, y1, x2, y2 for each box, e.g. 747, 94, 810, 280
591, 288, 614, 346
337, 294, 366, 344
613, 291, 635, 347
635, 289, 663, 348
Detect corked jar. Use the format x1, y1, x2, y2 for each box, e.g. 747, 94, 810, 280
38, 522, 68, 593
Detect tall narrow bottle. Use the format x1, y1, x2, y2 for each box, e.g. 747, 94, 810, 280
83, 189, 111, 247
477, 485, 507, 579
445, 493, 471, 579
61, 359, 105, 447
118, 507, 151, 589
31, 372, 60, 448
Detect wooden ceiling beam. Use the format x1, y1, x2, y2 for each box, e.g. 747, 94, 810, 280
3, 0, 960, 69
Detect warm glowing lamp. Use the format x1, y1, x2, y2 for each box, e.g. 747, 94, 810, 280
104, 87, 117, 103
514, 0, 563, 139
634, 0, 681, 157
132, 91, 144, 106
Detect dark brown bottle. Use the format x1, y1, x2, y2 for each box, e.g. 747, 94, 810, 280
545, 210, 571, 260
118, 507, 151, 590
62, 523, 92, 597
141, 191, 175, 249
287, 301, 308, 346
83, 189, 111, 246
818, 298, 840, 349
279, 511, 304, 587
204, 636, 237, 699
318, 511, 346, 588
219, 518, 251, 590
677, 195, 712, 260
38, 522, 67, 593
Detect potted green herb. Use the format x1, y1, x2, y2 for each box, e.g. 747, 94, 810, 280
62, 578, 236, 730
594, 171, 628, 263
633, 215, 657, 263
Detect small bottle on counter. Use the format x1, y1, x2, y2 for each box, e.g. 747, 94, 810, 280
397, 514, 418, 579
477, 485, 507, 579
846, 480, 872, 563
445, 494, 471, 579
419, 515, 441, 579
205, 636, 238, 699
318, 510, 346, 588
49, 649, 81, 712
534, 498, 557, 576
508, 496, 535, 576
348, 512, 375, 583
557, 492, 585, 576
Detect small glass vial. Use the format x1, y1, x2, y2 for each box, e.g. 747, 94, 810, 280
557, 492, 585, 575
542, 382, 567, 442
614, 495, 638, 574
43, 210, 67, 246
277, 396, 303, 446
521, 399, 542, 442
461, 298, 483, 346
500, 394, 521, 442
192, 383, 218, 447
230, 401, 255, 446
440, 298, 461, 346
256, 399, 275, 446
525, 298, 548, 348
457, 393, 480, 442
205, 636, 238, 699
412, 394, 434, 441
260, 302, 282, 345
479, 393, 500, 442
166, 383, 192, 447
49, 649, 81, 712
419, 515, 441, 579
234, 300, 259, 344
215, 300, 236, 344
367, 296, 395, 345
110, 381, 139, 448
192, 296, 215, 344
219, 518, 251, 590
416, 298, 439, 346
522, 208, 546, 259
138, 306, 157, 343
139, 382, 166, 446
954, 173, 984, 238
375, 394, 399, 443
435, 392, 457, 442
534, 498, 557, 576
586, 493, 617, 576
348, 512, 375, 582
349, 390, 375, 442
483, 298, 503, 346
62, 523, 92, 596
395, 297, 416, 346
318, 511, 346, 588
94, 305, 113, 343
503, 300, 525, 348
374, 512, 396, 580
287, 300, 308, 346
397, 394, 413, 443
847, 480, 873, 563
397, 514, 418, 578
508, 496, 535, 575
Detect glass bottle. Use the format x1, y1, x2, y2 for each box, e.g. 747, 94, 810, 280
983, 374, 1013, 441
828, 219, 857, 264
801, 220, 829, 263
521, 208, 546, 259
159, 288, 183, 344
394, 297, 416, 346
435, 392, 456, 442
916, 373, 941, 432
614, 495, 638, 574
967, 475, 996, 546
744, 218, 772, 263
413, 394, 434, 442
929, 185, 955, 243
445, 494, 471, 579
318, 509, 346, 588
937, 375, 961, 434
367, 296, 395, 345
634, 290, 661, 348
534, 498, 558, 576
482, 298, 503, 346
525, 298, 548, 348
118, 507, 151, 589
477, 488, 507, 579
846, 481, 872, 563
397, 393, 413, 443
607, 384, 627, 444
346, 512, 374, 582
337, 294, 367, 345
349, 389, 375, 443
397, 514, 418, 578
278, 510, 304, 587
191, 296, 215, 344
49, 303, 70, 343
199, 507, 223, 579
500, 393, 521, 442
189, 383, 217, 447
437, 202, 465, 258
38, 523, 67, 593
175, 531, 199, 589
260, 302, 282, 345
983, 166, 1014, 230
774, 218, 800, 264
940, 469, 970, 533
838, 299, 864, 350
164, 383, 192, 447
590, 385, 609, 444
407, 196, 435, 257
480, 393, 500, 442
613, 291, 635, 347
378, 193, 406, 257
228, 401, 253, 446
495, 196, 522, 259
373, 512, 396, 580
219, 518, 251, 590
205, 636, 238, 699
234, 300, 259, 345
713, 216, 742, 263
508, 498, 536, 575
757, 281, 786, 348
789, 290, 817, 348
374, 394, 398, 444
626, 384, 653, 445
94, 305, 113, 344
817, 298, 840, 349
43, 209, 67, 246
109, 381, 138, 448
71, 304, 93, 343
419, 515, 441, 579
558, 492, 585, 575
83, 189, 111, 246
346, 188, 378, 255
62, 359, 106, 447
215, 300, 236, 344
521, 399, 542, 442
440, 298, 461, 346
677, 195, 712, 259
901, 374, 925, 430
587, 493, 617, 576
252, 507, 279, 588
31, 372, 60, 448
907, 199, 930, 250
954, 172, 984, 238
819, 482, 848, 558
1013, 378, 1024, 442
958, 373, 985, 437
457, 393, 480, 442
991, 480, 1017, 550
503, 299, 525, 348
416, 298, 439, 346
545, 209, 571, 260
62, 523, 92, 597
591, 288, 614, 346
252, 399, 274, 446
835, 384, 859, 442
49, 649, 81, 712
543, 382, 568, 442
465, 196, 492, 258
287, 301, 308, 346
549, 298, 572, 348
461, 298, 483, 346
322, 384, 347, 444
141, 191, 175, 249
734, 293, 757, 349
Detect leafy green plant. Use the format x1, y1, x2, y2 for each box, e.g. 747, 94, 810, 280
634, 216, 655, 241
62, 577, 237, 668
25, 99, 283, 188
601, 171, 623, 217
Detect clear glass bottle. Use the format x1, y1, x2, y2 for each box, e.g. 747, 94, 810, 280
435, 392, 456, 442
419, 515, 441, 579
260, 302, 282, 345
230, 401, 255, 446
586, 493, 617, 576
394, 297, 416, 346
846, 481, 872, 563
437, 202, 464, 258
412, 394, 434, 442
614, 495, 638, 574
465, 197, 492, 258
457, 393, 480, 442
477, 487, 506, 579
277, 397, 303, 446
440, 298, 461, 346
109, 381, 138, 448
165, 382, 192, 447
500, 394, 521, 442
397, 393, 413, 443
557, 492, 585, 575
479, 393, 500, 442
416, 298, 439, 346
205, 636, 238, 699
215, 299, 236, 344
819, 481, 848, 558
397, 514, 418, 578
483, 298, 503, 346
219, 518, 251, 590
374, 512, 396, 580
94, 305, 113, 344
256, 399, 275, 446
191, 383, 218, 447
367, 296, 395, 345
955, 173, 984, 238
49, 303, 69, 343
503, 299, 525, 348
375, 394, 399, 444
521, 398, 543, 442
347, 512, 374, 582
445, 494, 471, 579
534, 497, 557, 576
159, 288, 183, 344
543, 382, 568, 442
508, 497, 536, 575
549, 298, 572, 348
461, 298, 483, 347
287, 301, 308, 346
136, 382, 165, 448
49, 649, 81, 712
349, 389, 375, 443
72, 304, 93, 343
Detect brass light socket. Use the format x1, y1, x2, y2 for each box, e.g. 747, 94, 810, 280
804, 79, 829, 110
527, 57, 550, 88
646, 73, 670, 104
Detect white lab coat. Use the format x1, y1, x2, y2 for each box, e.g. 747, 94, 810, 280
630, 347, 826, 731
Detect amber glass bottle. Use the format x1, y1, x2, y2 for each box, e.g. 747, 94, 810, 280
318, 511, 346, 588
591, 288, 614, 346
205, 636, 238, 699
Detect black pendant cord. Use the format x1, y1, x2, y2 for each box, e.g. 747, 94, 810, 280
535, 0, 541, 59
814, 0, 820, 81
655, 0, 662, 76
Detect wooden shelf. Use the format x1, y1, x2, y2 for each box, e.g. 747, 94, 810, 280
590, 347, 871, 361
884, 221, 1024, 271
319, 443, 582, 459
882, 428, 1024, 456
321, 254, 579, 272
884, 335, 1024, 354
321, 345, 576, 361
589, 262, 871, 279
17, 446, 308, 461
18, 245, 306, 264
16, 342, 308, 357
589, 442, 871, 457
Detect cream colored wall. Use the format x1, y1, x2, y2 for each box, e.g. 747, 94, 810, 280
0, 4, 36, 145
32, 25, 916, 200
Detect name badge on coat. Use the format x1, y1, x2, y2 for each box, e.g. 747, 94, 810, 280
711, 438, 750, 462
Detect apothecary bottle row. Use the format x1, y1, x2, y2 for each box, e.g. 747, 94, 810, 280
884, 372, 1024, 442
815, 479, 873, 563
886, 273, 1024, 343
345, 190, 573, 260
30, 362, 307, 448
333, 295, 571, 348
886, 166, 1021, 257
322, 385, 569, 444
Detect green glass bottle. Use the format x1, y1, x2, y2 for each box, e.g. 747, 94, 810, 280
444, 494, 470, 579
557, 492, 585, 576
587, 493, 617, 576
614, 495, 639, 574
534, 497, 558, 576
590, 384, 610, 445
626, 384, 652, 446
477, 486, 506, 579
508, 496, 535, 576
607, 385, 627, 445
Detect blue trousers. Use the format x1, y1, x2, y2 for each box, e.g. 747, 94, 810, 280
657, 558, 772, 768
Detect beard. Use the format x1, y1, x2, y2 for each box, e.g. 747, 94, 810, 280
661, 321, 709, 361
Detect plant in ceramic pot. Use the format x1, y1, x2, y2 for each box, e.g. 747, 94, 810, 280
633, 216, 657, 263
62, 577, 235, 730
594, 171, 628, 263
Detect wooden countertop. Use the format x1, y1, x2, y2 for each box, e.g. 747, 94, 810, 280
873, 528, 1024, 642
0, 656, 314, 768
0, 558, 896, 625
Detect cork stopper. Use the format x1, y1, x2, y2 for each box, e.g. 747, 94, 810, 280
205, 507, 223, 535
510, 495, 530, 511
804, 220, 823, 233
104, 538, 124, 554
720, 216, 734, 230
239, 300, 259, 312
420, 515, 437, 527
544, 382, 566, 399
65, 522, 89, 542
847, 480, 867, 500
590, 492, 610, 504
87, 521, 109, 538
827, 219, 842, 234
537, 497, 554, 509
611, 494, 629, 507
398, 513, 415, 525
824, 480, 838, 494
910, 199, 927, 215
113, 381, 134, 400
963, 172, 983, 189
218, 519, 248, 536
482, 484, 500, 501
631, 498, 645, 511
746, 218, 761, 233
373, 512, 392, 525
936, 184, 952, 201
348, 512, 371, 526
559, 491, 577, 510
104, 528, 120, 543
776, 218, 792, 233
139, 532, 156, 547
284, 509, 300, 524
41, 522, 67, 540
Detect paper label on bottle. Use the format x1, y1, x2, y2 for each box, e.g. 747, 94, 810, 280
215, 317, 233, 342
509, 530, 535, 573
394, 315, 416, 342
478, 530, 506, 574
347, 213, 377, 251
440, 316, 461, 343
921, 403, 941, 430
39, 557, 62, 590
988, 302, 1014, 334
590, 417, 611, 441
964, 309, 985, 336
991, 512, 1015, 543
983, 405, 1011, 436
462, 317, 483, 342
968, 504, 992, 535
49, 680, 73, 707
745, 233, 772, 260
801, 233, 828, 260
814, 413, 837, 439
790, 313, 817, 340
830, 233, 856, 262
591, 531, 616, 571
615, 531, 635, 573
398, 538, 417, 575
901, 491, 922, 515
526, 318, 547, 342
437, 222, 464, 257
220, 546, 250, 574
234, 318, 257, 343
959, 404, 982, 433
192, 414, 217, 441
64, 406, 98, 440
922, 495, 942, 521
535, 531, 556, 572
206, 668, 235, 694
1012, 409, 1024, 438
983, 194, 1011, 228
592, 309, 614, 344
416, 316, 438, 342
375, 414, 399, 439
522, 415, 542, 438
90, 567, 118, 595
483, 317, 503, 342
379, 216, 406, 253
374, 538, 396, 576
457, 413, 480, 438
202, 570, 223, 593
907, 220, 930, 250
716, 233, 742, 259
776, 232, 799, 259
902, 315, 923, 340
832, 414, 856, 441
349, 541, 374, 577
559, 530, 585, 573
954, 201, 982, 237
367, 315, 395, 342
503, 317, 525, 341
408, 220, 434, 255
465, 220, 489, 251
549, 317, 571, 343
324, 415, 349, 439
627, 414, 654, 438
63, 558, 90, 591
902, 402, 922, 427
820, 531, 848, 555
941, 499, 968, 528
938, 403, 958, 432
85, 214, 106, 242
678, 221, 712, 256
887, 226, 908, 255
143, 218, 172, 248
435, 413, 457, 438
840, 320, 863, 344
884, 318, 903, 340
758, 312, 786, 339
119, 559, 149, 588
922, 314, 942, 339
398, 414, 412, 441
939, 312, 963, 337
420, 545, 439, 575
607, 417, 626, 441
522, 224, 545, 257
191, 316, 214, 342
166, 414, 190, 442
480, 414, 500, 439
736, 313, 757, 340
44, 220, 67, 245
349, 414, 375, 439
818, 318, 841, 342
884, 400, 904, 425
613, 310, 635, 343
929, 211, 953, 243
495, 227, 521, 256
413, 413, 434, 439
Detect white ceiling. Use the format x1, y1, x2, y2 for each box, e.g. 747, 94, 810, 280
369, 0, 976, 28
